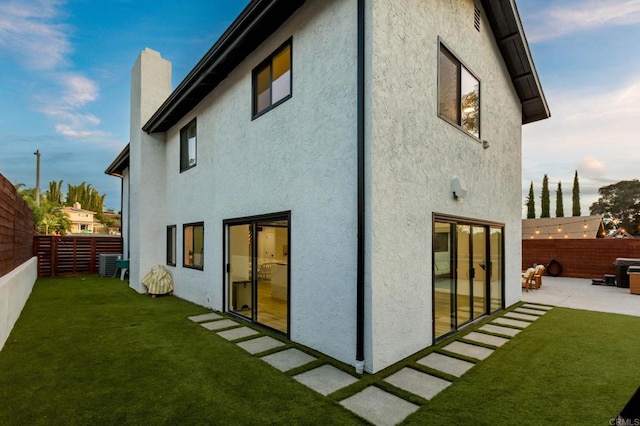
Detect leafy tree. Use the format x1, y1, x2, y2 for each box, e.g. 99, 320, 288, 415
540, 174, 550, 218
45, 180, 64, 206
556, 181, 564, 218
15, 184, 71, 235
590, 179, 640, 235
525, 182, 536, 218
572, 170, 581, 216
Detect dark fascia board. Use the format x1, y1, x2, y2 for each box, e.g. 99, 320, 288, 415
481, 0, 550, 124
104, 144, 130, 178
143, 0, 306, 134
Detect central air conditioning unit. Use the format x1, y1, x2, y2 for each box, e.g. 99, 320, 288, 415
99, 253, 122, 277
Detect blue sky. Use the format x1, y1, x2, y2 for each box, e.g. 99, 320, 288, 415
0, 0, 638, 214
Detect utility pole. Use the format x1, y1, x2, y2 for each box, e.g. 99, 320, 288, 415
34, 150, 41, 205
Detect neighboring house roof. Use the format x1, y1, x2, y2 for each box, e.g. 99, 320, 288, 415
105, 143, 130, 177
522, 216, 605, 240
607, 228, 636, 239
142, 0, 549, 134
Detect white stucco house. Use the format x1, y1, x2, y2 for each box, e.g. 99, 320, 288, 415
106, 0, 549, 374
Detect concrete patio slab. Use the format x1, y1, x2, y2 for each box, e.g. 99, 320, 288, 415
340, 386, 419, 426
384, 368, 451, 400
462, 331, 509, 347
417, 352, 475, 377
503, 312, 539, 321
479, 324, 521, 337
522, 276, 640, 317
188, 312, 222, 322
200, 319, 238, 331
522, 303, 553, 310
294, 365, 358, 396
261, 348, 317, 372
216, 326, 259, 341
493, 317, 531, 328
443, 341, 494, 361
515, 307, 546, 316
236, 336, 285, 354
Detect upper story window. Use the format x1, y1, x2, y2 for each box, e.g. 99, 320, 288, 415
180, 119, 197, 172
252, 39, 292, 118
184, 222, 204, 270
438, 43, 480, 138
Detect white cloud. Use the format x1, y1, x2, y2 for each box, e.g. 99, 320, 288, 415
59, 73, 99, 108
578, 157, 605, 179
526, 0, 640, 42
0, 0, 71, 70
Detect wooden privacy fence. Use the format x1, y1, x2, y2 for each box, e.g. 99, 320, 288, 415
0, 173, 34, 278
523, 239, 640, 278
34, 236, 123, 277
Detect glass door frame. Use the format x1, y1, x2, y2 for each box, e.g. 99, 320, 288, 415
432, 214, 505, 343
223, 211, 291, 336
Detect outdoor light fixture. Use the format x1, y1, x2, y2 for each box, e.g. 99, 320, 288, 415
451, 176, 467, 200
482, 140, 490, 149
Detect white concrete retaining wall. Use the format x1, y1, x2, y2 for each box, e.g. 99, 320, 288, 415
0, 257, 37, 352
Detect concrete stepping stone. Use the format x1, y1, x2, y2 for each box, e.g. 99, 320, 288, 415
443, 341, 494, 361
494, 317, 531, 328
216, 326, 259, 341
523, 304, 553, 311
503, 312, 539, 322
340, 386, 419, 426
200, 319, 238, 331
479, 324, 521, 337
384, 367, 451, 400
515, 307, 546, 316
236, 336, 285, 355
417, 352, 474, 377
462, 331, 509, 347
294, 364, 358, 396
261, 348, 317, 372
188, 312, 222, 322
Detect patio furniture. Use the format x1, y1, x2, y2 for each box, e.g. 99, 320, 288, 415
522, 268, 535, 292
532, 264, 545, 289
614, 258, 640, 288
628, 266, 640, 295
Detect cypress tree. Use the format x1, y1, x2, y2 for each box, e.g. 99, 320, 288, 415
540, 174, 550, 218
556, 181, 564, 217
572, 170, 581, 216
526, 182, 536, 218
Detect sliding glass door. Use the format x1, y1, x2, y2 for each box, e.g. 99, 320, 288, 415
225, 213, 289, 334
433, 217, 503, 340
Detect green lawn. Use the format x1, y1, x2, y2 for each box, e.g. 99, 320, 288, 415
1, 276, 638, 425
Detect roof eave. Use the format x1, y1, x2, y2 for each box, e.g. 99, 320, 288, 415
142, 0, 306, 134
104, 144, 130, 178
482, 0, 550, 124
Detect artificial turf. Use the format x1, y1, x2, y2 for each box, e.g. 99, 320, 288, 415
402, 308, 640, 425
0, 276, 362, 425
2, 276, 639, 425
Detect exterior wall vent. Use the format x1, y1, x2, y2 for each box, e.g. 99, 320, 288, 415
474, 7, 481, 32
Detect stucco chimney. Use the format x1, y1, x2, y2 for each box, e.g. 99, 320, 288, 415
128, 48, 172, 294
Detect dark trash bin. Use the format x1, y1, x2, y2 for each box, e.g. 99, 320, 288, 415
614, 258, 640, 288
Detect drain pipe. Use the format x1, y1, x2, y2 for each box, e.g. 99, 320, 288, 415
355, 0, 366, 375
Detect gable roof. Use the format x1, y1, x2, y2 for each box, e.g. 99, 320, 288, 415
522, 216, 605, 240
143, 0, 549, 134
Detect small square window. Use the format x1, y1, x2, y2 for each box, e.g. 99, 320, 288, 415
252, 40, 292, 118
183, 222, 204, 270
180, 119, 197, 172
438, 44, 480, 138
167, 225, 176, 266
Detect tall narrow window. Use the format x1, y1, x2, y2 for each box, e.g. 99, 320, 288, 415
180, 119, 197, 172
253, 40, 292, 117
184, 222, 204, 270
438, 44, 480, 138
167, 225, 176, 266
